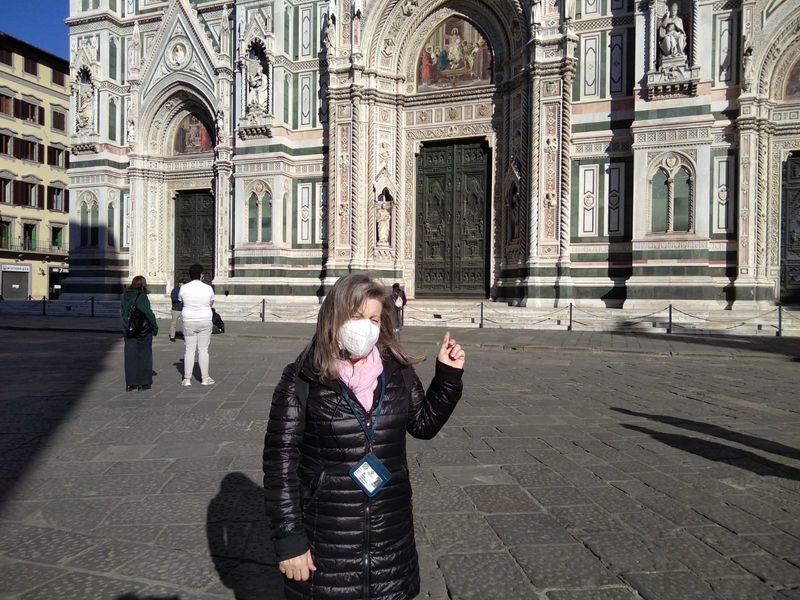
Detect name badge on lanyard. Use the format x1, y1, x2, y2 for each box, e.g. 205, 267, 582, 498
340, 373, 391, 497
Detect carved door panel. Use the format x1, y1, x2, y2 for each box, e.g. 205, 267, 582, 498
781, 155, 800, 303
415, 141, 489, 297
174, 191, 215, 283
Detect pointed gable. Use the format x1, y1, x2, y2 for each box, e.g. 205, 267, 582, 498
139, 0, 219, 106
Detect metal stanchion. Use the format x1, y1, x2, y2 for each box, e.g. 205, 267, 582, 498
91, 296, 95, 317
777, 304, 782, 337
568, 302, 573, 331
261, 298, 266, 323
667, 304, 672, 334
479, 302, 484, 328
42, 296, 46, 316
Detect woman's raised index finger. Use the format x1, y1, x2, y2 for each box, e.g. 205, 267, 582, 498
442, 330, 451, 345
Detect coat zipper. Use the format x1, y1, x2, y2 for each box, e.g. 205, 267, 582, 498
364, 415, 372, 600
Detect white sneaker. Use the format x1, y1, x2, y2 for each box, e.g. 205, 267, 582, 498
181, 378, 192, 386
201, 377, 215, 386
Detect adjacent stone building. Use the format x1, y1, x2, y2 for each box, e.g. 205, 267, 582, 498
0, 33, 71, 300
64, 0, 800, 306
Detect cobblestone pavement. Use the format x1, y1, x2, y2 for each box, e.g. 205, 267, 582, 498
1, 319, 799, 599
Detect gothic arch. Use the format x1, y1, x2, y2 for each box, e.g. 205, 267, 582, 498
755, 11, 800, 99
139, 86, 215, 157
364, 0, 518, 80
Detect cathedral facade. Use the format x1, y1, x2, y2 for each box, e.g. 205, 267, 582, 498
65, 0, 800, 306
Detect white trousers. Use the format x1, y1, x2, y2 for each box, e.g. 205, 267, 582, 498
183, 320, 212, 380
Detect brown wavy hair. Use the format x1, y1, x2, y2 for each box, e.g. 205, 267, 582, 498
129, 275, 149, 294
308, 273, 422, 380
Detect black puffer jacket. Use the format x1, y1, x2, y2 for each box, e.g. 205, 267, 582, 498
263, 350, 463, 600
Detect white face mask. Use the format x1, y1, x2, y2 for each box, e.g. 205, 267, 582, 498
337, 318, 380, 358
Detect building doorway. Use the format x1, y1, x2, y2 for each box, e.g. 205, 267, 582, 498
174, 191, 214, 283
415, 140, 491, 297
781, 152, 800, 303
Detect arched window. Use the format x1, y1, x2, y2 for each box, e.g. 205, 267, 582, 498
90, 202, 99, 247
108, 99, 117, 141
248, 193, 258, 242
107, 202, 115, 247
80, 202, 89, 247
673, 167, 691, 232
651, 168, 669, 232
650, 156, 694, 234
109, 38, 117, 80
246, 186, 273, 243
261, 192, 272, 243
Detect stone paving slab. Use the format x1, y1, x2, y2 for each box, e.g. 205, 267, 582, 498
1, 323, 800, 598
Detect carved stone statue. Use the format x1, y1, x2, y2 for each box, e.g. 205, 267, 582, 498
531, 0, 542, 28
130, 21, 141, 72
220, 5, 230, 55
376, 202, 391, 245
247, 59, 269, 110
127, 119, 135, 145
216, 109, 225, 140
742, 45, 754, 92
658, 3, 687, 59
77, 85, 94, 132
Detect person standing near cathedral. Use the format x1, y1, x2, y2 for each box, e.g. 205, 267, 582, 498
391, 282, 407, 330
121, 275, 158, 392
263, 273, 465, 600
179, 264, 215, 386
169, 278, 186, 342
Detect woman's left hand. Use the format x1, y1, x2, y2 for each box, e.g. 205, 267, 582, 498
437, 331, 465, 369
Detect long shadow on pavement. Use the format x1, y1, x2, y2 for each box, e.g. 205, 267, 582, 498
613, 407, 800, 459
0, 328, 122, 508
609, 328, 800, 361
206, 472, 286, 600
622, 423, 800, 481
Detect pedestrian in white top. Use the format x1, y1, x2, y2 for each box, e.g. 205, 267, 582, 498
179, 263, 215, 386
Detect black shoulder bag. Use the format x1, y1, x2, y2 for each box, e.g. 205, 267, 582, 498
126, 292, 153, 339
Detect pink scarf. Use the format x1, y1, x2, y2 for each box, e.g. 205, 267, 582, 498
336, 346, 383, 411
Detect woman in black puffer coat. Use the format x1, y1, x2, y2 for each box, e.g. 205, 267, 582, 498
263, 274, 465, 600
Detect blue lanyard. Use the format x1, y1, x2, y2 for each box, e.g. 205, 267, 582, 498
338, 372, 386, 443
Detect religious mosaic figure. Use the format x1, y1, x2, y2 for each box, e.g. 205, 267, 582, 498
174, 114, 213, 154
658, 3, 687, 59
418, 18, 492, 92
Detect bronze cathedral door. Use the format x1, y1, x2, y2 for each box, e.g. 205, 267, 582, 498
781, 153, 800, 303
174, 191, 215, 282
415, 141, 490, 297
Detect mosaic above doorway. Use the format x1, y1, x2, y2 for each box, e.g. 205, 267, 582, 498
174, 114, 213, 155
417, 18, 492, 92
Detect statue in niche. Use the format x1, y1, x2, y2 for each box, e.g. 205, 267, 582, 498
658, 3, 687, 59
530, 0, 542, 29
127, 119, 136, 145
247, 57, 269, 111
220, 5, 230, 54
130, 21, 141, 72
742, 45, 754, 92
215, 109, 225, 141
376, 200, 391, 245
77, 85, 94, 132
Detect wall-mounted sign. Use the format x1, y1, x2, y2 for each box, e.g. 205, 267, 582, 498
1, 264, 31, 273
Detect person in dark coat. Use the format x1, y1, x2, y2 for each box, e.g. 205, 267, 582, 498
263, 273, 465, 600
169, 278, 186, 342
120, 275, 159, 392
390, 283, 407, 330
